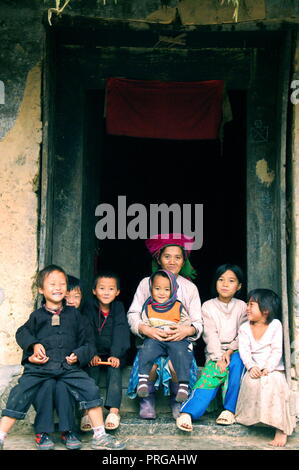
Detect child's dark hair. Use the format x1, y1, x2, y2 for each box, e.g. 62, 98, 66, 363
37, 264, 67, 288
247, 288, 281, 324
67, 275, 81, 292
211, 263, 244, 298
93, 271, 120, 290
150, 270, 170, 284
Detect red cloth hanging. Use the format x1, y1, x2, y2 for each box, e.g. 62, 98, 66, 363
105, 78, 224, 140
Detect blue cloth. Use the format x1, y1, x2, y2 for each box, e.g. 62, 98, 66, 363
127, 351, 198, 398
180, 352, 244, 419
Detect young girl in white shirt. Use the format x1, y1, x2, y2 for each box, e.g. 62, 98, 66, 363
177, 263, 247, 431
235, 288, 296, 447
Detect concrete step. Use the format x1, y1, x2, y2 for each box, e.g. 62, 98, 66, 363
2, 429, 299, 451
1, 365, 299, 447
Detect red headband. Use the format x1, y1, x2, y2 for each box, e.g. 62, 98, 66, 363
145, 233, 195, 257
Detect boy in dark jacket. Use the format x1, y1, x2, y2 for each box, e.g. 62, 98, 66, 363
0, 265, 125, 451
81, 272, 130, 431
32, 274, 84, 449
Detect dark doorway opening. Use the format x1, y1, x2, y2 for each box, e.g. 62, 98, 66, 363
82, 88, 247, 365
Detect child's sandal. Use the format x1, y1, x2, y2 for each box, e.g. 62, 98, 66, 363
105, 412, 121, 430
176, 413, 193, 432
80, 414, 92, 432
216, 410, 236, 425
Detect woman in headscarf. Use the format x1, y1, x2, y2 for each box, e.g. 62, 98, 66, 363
127, 234, 202, 419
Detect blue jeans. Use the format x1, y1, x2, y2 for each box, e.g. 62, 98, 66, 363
180, 352, 244, 419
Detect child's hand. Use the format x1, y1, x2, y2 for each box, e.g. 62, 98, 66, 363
222, 350, 234, 366
216, 360, 228, 374
108, 356, 120, 368
66, 353, 78, 365
89, 355, 101, 366
28, 353, 49, 364
249, 366, 262, 378
261, 368, 269, 376
33, 343, 47, 360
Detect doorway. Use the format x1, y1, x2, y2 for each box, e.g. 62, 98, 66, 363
85, 88, 246, 307
42, 21, 288, 367
81, 88, 246, 364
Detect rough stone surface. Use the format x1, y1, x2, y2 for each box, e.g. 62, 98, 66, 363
1, 364, 299, 453
1, 419, 299, 451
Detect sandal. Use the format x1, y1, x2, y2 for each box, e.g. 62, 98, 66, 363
80, 414, 92, 432
105, 412, 121, 430
216, 410, 236, 425
176, 413, 193, 432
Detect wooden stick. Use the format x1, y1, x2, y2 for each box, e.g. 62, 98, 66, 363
96, 361, 112, 365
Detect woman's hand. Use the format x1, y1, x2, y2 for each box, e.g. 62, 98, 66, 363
108, 356, 120, 368
138, 324, 169, 341
164, 325, 196, 342
216, 359, 228, 374
249, 366, 262, 379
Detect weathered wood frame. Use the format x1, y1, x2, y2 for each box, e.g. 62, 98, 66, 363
39, 18, 294, 374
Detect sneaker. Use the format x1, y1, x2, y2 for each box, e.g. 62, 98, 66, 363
35, 433, 55, 450
91, 433, 126, 450
61, 431, 82, 450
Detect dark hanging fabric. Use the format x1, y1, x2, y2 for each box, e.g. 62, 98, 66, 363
105, 78, 225, 140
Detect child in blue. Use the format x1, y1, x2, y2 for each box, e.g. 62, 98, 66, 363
0, 265, 125, 451
176, 264, 247, 431
137, 269, 193, 403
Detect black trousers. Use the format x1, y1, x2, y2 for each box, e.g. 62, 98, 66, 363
33, 379, 76, 434
2, 367, 103, 422
138, 338, 193, 384
85, 358, 125, 410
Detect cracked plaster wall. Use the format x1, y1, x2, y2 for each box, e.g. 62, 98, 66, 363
0, 64, 42, 364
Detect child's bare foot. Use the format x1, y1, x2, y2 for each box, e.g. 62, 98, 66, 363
268, 429, 287, 447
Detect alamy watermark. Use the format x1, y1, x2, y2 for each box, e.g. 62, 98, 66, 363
95, 196, 203, 250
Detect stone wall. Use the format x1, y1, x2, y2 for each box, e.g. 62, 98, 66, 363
0, 64, 42, 364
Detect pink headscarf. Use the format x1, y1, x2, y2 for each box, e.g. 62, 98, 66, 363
145, 233, 195, 258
